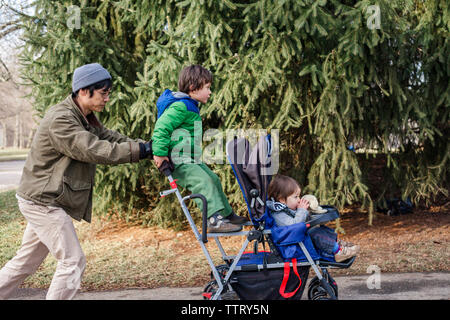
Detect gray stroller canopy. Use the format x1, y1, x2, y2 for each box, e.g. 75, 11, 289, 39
226, 134, 277, 222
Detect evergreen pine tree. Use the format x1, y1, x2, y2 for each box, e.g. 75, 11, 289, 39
19, 0, 449, 227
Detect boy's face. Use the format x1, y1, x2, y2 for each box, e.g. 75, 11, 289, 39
189, 82, 211, 104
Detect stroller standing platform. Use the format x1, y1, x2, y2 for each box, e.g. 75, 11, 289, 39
158, 135, 356, 300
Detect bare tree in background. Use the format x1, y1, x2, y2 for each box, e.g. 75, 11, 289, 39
0, 0, 34, 81
0, 0, 35, 148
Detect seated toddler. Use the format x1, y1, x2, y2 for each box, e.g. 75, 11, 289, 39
266, 175, 360, 262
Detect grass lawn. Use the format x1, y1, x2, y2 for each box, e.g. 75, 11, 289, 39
0, 189, 449, 292
0, 189, 224, 290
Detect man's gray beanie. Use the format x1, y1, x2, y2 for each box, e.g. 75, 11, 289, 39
72, 63, 112, 93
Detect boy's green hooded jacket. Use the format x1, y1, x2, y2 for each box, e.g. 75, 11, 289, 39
152, 90, 202, 162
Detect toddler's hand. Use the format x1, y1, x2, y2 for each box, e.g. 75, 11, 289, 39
298, 198, 309, 210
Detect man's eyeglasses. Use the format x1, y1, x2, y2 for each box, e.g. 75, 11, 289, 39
97, 89, 111, 98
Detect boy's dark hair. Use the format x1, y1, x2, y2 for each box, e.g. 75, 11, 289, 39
268, 175, 301, 202
71, 78, 112, 98
178, 65, 212, 93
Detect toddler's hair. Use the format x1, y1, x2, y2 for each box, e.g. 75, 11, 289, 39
268, 175, 300, 202
178, 65, 213, 93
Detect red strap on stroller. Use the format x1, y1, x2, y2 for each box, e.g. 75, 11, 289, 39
279, 258, 302, 298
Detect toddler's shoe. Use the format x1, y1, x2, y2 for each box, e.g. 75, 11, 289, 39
338, 240, 357, 249
207, 212, 243, 233
334, 244, 360, 262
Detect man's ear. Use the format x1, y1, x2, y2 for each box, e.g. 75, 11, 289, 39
78, 88, 88, 97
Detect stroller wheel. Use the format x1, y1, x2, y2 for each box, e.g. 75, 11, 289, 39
307, 276, 338, 300
202, 280, 239, 300
203, 280, 218, 300
210, 264, 229, 280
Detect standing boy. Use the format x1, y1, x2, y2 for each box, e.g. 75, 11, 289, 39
152, 65, 247, 233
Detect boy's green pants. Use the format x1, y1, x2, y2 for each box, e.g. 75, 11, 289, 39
172, 162, 233, 218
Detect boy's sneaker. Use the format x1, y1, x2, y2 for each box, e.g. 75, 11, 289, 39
207, 213, 243, 233
334, 244, 360, 262
226, 211, 249, 225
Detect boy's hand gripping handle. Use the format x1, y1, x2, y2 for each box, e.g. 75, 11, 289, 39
158, 159, 174, 177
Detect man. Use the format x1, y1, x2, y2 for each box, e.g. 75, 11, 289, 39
0, 63, 152, 300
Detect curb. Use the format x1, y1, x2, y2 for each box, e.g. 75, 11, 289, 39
0, 156, 27, 162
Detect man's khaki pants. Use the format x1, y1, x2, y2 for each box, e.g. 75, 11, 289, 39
0, 196, 86, 300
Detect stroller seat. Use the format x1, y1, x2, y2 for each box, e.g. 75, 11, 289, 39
159, 134, 357, 300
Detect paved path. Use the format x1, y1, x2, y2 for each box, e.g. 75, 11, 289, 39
0, 160, 25, 192
8, 272, 450, 300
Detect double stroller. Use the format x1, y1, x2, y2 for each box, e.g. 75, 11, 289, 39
159, 134, 356, 300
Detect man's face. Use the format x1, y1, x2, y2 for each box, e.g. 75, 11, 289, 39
78, 87, 111, 114
189, 82, 211, 104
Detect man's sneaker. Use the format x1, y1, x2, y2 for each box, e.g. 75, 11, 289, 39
334, 244, 360, 262
226, 211, 249, 225
207, 213, 243, 233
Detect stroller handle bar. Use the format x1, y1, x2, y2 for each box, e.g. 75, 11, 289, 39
158, 160, 209, 244
183, 194, 208, 244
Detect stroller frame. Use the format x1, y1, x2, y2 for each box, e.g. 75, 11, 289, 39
160, 172, 354, 300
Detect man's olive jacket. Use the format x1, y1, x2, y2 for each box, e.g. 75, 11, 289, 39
17, 95, 141, 222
